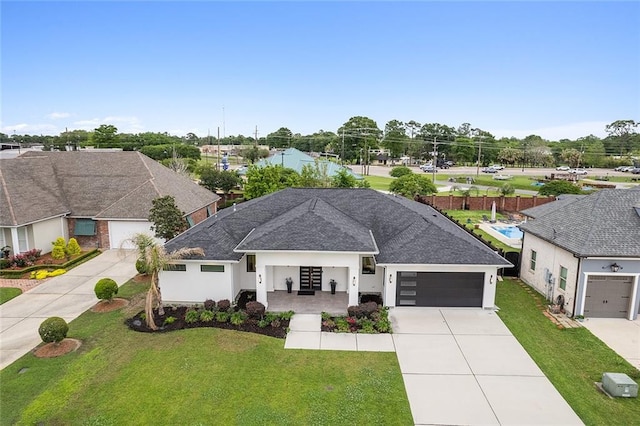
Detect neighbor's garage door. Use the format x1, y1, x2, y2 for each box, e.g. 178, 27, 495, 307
108, 221, 155, 249
396, 272, 484, 307
584, 275, 634, 318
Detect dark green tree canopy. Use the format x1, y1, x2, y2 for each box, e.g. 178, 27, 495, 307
389, 174, 437, 198
538, 180, 582, 196
148, 196, 187, 240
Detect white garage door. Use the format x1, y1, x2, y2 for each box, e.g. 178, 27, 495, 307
108, 221, 157, 249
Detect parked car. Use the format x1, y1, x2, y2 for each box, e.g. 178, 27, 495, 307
489, 164, 504, 170
481, 167, 499, 173
631, 168, 640, 174
614, 165, 633, 171
569, 168, 588, 175
621, 166, 636, 172
421, 165, 438, 173
556, 166, 570, 171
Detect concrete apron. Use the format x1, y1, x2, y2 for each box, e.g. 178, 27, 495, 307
0, 250, 137, 370
391, 308, 583, 426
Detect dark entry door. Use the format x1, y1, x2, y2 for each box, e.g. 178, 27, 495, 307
300, 266, 322, 290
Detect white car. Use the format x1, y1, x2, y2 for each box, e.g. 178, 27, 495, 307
621, 166, 636, 172
489, 164, 504, 170
421, 165, 437, 173
569, 168, 588, 175
556, 166, 570, 171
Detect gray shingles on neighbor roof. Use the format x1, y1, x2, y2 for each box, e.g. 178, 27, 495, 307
520, 194, 586, 219
165, 188, 511, 266
519, 189, 640, 257
1, 151, 219, 226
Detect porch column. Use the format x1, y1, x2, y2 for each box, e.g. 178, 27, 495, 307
256, 264, 268, 308
10, 227, 20, 254
348, 266, 359, 306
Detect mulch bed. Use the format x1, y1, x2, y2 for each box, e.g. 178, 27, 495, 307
125, 306, 289, 339
91, 298, 129, 313
34, 338, 82, 358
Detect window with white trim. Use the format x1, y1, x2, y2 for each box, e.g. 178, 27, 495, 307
559, 266, 567, 290
17, 227, 28, 252
530, 250, 537, 271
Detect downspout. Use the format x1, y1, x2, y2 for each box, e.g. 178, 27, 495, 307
572, 256, 582, 316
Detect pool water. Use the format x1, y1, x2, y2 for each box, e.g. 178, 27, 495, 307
491, 225, 523, 239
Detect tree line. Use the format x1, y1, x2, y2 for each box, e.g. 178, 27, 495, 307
2, 118, 638, 168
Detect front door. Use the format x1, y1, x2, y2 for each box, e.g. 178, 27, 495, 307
300, 266, 322, 290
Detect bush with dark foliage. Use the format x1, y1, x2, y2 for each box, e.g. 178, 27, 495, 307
217, 299, 231, 312
203, 299, 216, 310
245, 301, 266, 319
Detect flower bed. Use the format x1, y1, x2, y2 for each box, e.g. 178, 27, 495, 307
126, 300, 293, 339
321, 302, 392, 333
0, 249, 100, 278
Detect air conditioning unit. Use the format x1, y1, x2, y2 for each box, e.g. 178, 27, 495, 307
602, 373, 638, 398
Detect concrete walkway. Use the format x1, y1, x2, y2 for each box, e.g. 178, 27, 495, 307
0, 249, 137, 370
581, 318, 640, 370
392, 308, 582, 425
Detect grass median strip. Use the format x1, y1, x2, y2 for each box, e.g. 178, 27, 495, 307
0, 287, 22, 304
496, 278, 640, 425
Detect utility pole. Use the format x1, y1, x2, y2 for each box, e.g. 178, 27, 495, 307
522, 140, 526, 172
431, 137, 438, 183
217, 127, 220, 170
474, 129, 483, 177
341, 129, 345, 166
254, 125, 258, 146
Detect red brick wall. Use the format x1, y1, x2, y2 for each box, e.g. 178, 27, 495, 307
415, 194, 556, 212
66, 219, 110, 249
186, 201, 218, 226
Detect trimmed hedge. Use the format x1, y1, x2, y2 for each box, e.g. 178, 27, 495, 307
94, 278, 118, 301
39, 317, 69, 343
0, 249, 100, 278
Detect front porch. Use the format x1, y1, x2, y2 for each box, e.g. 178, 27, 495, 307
267, 290, 349, 315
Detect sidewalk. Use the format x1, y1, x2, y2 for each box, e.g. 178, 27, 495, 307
0, 249, 137, 370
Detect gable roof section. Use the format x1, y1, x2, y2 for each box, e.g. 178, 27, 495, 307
0, 157, 70, 226
11, 151, 219, 222
165, 188, 511, 266
520, 195, 585, 219
254, 148, 362, 179
519, 189, 640, 257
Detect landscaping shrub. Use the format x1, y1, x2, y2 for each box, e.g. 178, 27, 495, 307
199, 309, 214, 322
0, 259, 10, 269
203, 299, 216, 311
279, 310, 294, 320
185, 308, 200, 323
38, 317, 69, 343
66, 238, 82, 256
48, 269, 66, 277
347, 305, 364, 318
257, 318, 270, 328
135, 259, 149, 275
230, 311, 247, 325
245, 301, 265, 319
7, 249, 42, 268
94, 278, 118, 301
53, 237, 66, 247
163, 316, 176, 325
51, 245, 66, 260
360, 301, 378, 318
217, 299, 231, 312
389, 165, 412, 177
358, 317, 377, 334
215, 311, 230, 323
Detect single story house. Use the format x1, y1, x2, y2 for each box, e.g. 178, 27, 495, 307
0, 151, 220, 254
519, 188, 640, 320
241, 148, 362, 180
162, 188, 511, 310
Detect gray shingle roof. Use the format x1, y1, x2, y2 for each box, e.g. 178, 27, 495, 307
519, 189, 640, 257
520, 194, 586, 219
165, 188, 511, 266
2, 151, 219, 225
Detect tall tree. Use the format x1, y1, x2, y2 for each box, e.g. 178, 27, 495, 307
92, 124, 118, 147
244, 165, 300, 199
337, 116, 381, 163
605, 119, 638, 156
267, 127, 293, 148
148, 196, 187, 240
128, 233, 203, 330
382, 119, 407, 159
389, 174, 437, 198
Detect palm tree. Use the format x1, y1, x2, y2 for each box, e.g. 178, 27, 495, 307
128, 233, 204, 330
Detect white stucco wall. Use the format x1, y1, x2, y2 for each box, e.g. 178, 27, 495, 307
520, 234, 580, 314
382, 263, 499, 309
32, 217, 67, 254
161, 261, 236, 304
234, 255, 256, 295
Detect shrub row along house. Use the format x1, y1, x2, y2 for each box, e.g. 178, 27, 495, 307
519, 187, 640, 320
0, 151, 219, 254
161, 188, 511, 310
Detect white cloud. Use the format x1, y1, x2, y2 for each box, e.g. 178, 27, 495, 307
1, 123, 59, 134
46, 112, 71, 120
490, 121, 610, 141
73, 116, 144, 133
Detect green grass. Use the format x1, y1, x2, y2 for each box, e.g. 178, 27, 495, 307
0, 287, 22, 304
364, 175, 395, 191
497, 279, 640, 425
443, 210, 520, 253
0, 280, 412, 426
439, 174, 544, 191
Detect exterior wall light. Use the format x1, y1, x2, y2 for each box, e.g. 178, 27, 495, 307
603, 263, 622, 273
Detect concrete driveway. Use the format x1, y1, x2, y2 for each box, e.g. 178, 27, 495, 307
390, 308, 583, 426
0, 249, 137, 370
581, 318, 640, 370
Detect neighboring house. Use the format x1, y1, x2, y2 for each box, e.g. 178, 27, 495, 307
161, 188, 511, 310
519, 188, 640, 320
241, 148, 363, 180
0, 151, 220, 254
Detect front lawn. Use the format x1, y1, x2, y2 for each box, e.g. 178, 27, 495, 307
438, 174, 543, 192
497, 279, 640, 425
0, 280, 412, 425
0, 287, 22, 304
363, 175, 395, 191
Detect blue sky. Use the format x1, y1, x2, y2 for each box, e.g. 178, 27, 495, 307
2, 1, 639, 141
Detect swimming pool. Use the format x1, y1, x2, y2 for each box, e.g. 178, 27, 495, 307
491, 225, 523, 239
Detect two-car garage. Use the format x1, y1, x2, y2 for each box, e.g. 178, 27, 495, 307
396, 271, 485, 307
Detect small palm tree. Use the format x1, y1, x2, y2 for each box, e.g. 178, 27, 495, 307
127, 233, 204, 330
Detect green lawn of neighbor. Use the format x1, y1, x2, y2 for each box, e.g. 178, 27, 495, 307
497, 279, 640, 425
0, 287, 22, 304
364, 175, 395, 191
438, 174, 544, 192
0, 280, 412, 426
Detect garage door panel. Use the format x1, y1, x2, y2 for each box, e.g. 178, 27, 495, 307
584, 275, 633, 318
108, 221, 156, 249
397, 272, 484, 307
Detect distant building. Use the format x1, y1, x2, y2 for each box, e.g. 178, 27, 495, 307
244, 148, 362, 179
